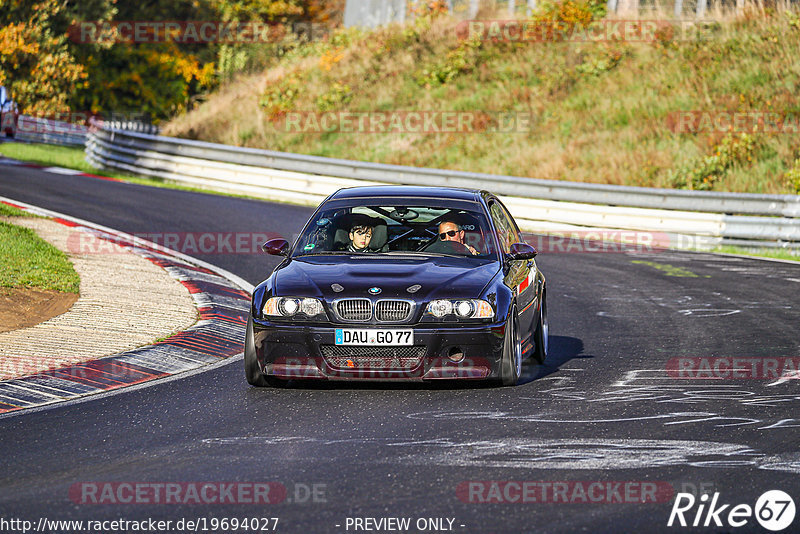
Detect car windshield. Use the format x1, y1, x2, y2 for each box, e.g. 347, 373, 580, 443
292, 200, 498, 259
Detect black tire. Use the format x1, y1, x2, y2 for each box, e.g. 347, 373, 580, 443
244, 315, 268, 386
245, 316, 289, 387
533, 289, 548, 364
500, 307, 522, 386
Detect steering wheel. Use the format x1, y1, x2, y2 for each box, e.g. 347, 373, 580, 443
429, 239, 471, 255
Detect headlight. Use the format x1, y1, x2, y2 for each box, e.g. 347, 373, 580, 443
263, 297, 327, 319
281, 298, 299, 316
301, 297, 323, 316
425, 299, 494, 319
455, 300, 474, 318
428, 299, 453, 318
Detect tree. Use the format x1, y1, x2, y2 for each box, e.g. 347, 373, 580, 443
72, 42, 214, 119
0, 0, 89, 113
70, 0, 217, 119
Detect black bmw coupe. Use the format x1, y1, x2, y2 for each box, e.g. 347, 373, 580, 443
246, 186, 547, 386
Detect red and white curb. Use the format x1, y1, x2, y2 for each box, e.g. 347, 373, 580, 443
0, 155, 123, 182
0, 196, 254, 417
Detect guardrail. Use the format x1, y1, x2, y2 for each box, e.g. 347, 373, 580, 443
15, 115, 88, 146
13, 116, 159, 147
102, 120, 159, 136
86, 126, 800, 250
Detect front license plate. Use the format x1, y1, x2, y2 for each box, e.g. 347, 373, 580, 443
335, 328, 413, 346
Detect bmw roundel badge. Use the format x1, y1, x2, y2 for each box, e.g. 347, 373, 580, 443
368, 287, 382, 295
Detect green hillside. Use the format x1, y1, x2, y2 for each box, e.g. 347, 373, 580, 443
164, 2, 800, 194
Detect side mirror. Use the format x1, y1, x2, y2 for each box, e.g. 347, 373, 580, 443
262, 238, 289, 256
507, 242, 537, 261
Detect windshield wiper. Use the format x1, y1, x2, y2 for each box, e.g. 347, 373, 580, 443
399, 251, 467, 258
293, 251, 348, 257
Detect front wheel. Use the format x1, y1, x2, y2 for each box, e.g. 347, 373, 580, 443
244, 316, 268, 386
245, 316, 289, 387
533, 289, 548, 364
499, 307, 522, 386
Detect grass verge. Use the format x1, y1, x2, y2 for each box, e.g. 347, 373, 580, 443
0, 142, 136, 181
0, 220, 80, 293
712, 245, 800, 263
0, 203, 26, 217
1, 143, 101, 174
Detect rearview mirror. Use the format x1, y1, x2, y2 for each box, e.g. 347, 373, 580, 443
507, 242, 537, 260
262, 238, 289, 256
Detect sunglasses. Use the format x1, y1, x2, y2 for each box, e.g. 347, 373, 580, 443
439, 230, 459, 240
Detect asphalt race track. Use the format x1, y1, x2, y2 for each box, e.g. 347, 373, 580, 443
1, 165, 799, 533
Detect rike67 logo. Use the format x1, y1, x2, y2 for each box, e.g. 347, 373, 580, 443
668, 490, 796, 531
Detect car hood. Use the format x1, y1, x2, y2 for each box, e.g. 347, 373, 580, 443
274, 255, 500, 301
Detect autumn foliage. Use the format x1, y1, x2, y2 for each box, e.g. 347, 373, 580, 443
1, 0, 342, 120
0, 0, 87, 114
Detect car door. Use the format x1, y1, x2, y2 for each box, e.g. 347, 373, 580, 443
489, 198, 537, 348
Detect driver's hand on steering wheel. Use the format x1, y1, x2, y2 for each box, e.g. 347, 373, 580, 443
466, 244, 478, 255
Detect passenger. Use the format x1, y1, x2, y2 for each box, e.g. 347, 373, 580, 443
347, 222, 374, 252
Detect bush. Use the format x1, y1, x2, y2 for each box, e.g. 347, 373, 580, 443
576, 46, 626, 76
671, 133, 758, 191
415, 37, 482, 86
785, 158, 800, 194
315, 81, 352, 111
259, 71, 305, 118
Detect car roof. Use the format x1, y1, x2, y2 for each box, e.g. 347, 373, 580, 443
329, 185, 484, 202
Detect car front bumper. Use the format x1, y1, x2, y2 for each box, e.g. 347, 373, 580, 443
251, 318, 507, 381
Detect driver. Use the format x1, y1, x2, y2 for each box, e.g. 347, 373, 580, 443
438, 220, 478, 255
